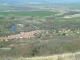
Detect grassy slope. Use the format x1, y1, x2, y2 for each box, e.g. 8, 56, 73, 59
20, 52, 80, 60
0, 52, 80, 60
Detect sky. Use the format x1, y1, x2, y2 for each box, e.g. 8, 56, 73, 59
0, 0, 80, 4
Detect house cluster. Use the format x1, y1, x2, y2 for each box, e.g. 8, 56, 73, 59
53, 29, 80, 36
0, 30, 45, 42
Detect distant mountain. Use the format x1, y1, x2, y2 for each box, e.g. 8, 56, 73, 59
0, 0, 80, 4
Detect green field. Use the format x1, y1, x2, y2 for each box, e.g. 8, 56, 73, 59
0, 11, 59, 16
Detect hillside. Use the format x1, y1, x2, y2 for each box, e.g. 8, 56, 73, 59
0, 52, 80, 60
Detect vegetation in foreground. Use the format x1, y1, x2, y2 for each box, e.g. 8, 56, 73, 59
0, 52, 80, 60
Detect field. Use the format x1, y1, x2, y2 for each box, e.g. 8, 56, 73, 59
0, 8, 80, 60
0, 11, 59, 16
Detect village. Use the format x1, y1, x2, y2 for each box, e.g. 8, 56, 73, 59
0, 30, 45, 42
0, 28, 80, 42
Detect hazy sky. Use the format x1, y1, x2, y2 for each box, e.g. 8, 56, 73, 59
0, 0, 80, 4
